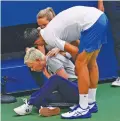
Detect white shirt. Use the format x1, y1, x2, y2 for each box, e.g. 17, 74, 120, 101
41, 6, 103, 51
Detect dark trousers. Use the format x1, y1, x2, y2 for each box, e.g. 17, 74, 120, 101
104, 1, 120, 76
29, 75, 79, 108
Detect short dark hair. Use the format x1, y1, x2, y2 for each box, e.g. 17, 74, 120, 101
24, 28, 39, 46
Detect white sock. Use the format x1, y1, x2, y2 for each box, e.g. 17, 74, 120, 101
88, 88, 97, 104
79, 94, 88, 109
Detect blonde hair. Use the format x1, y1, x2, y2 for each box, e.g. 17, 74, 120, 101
24, 47, 45, 64
37, 7, 56, 21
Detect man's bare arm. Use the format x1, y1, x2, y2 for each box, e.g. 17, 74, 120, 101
64, 42, 79, 60
37, 45, 46, 55
98, 0, 104, 12
71, 40, 80, 47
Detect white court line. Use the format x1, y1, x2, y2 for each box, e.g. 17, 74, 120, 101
1, 65, 26, 70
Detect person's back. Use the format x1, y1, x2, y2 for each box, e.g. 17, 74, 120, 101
47, 53, 77, 80
42, 6, 103, 45
47, 6, 103, 31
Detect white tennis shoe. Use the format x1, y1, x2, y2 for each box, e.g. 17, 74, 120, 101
112, 77, 120, 87
61, 105, 91, 119
14, 98, 33, 116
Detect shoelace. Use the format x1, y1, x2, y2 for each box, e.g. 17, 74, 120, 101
69, 105, 79, 113
69, 108, 85, 116
116, 77, 120, 82
69, 105, 89, 113
22, 98, 29, 105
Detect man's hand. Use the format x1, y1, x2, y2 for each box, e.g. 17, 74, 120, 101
64, 42, 79, 61
59, 51, 66, 56
98, 0, 104, 12
46, 48, 60, 57
71, 40, 80, 47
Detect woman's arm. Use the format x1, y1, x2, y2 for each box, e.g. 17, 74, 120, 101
43, 66, 69, 80
43, 68, 52, 79
56, 68, 69, 80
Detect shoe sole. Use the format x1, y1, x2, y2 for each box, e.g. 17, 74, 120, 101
89, 108, 98, 113
89, 103, 98, 113
39, 107, 60, 117
111, 85, 120, 87
61, 112, 91, 119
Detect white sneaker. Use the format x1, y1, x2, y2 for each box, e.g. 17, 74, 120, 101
14, 98, 33, 115
69, 104, 77, 110
88, 102, 98, 113
61, 105, 91, 119
111, 77, 120, 87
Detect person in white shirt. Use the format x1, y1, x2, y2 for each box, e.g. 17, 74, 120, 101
24, 6, 108, 119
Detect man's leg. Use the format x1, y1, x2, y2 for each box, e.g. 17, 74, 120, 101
88, 50, 100, 113
61, 51, 94, 119
75, 51, 93, 108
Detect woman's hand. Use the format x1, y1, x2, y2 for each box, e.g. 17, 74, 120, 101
25, 47, 30, 52
46, 48, 60, 57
